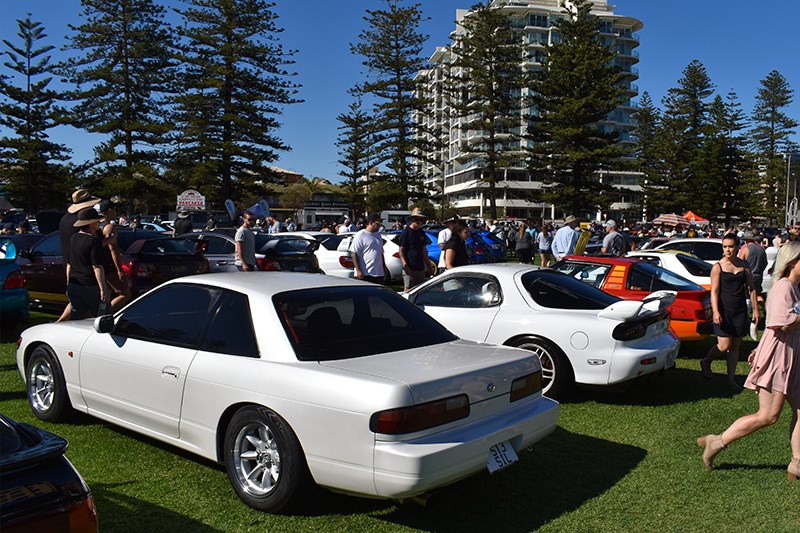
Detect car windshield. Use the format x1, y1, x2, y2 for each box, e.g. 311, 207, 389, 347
520, 270, 619, 309
550, 261, 611, 289
273, 286, 457, 361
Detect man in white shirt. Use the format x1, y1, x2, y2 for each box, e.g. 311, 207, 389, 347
437, 215, 460, 271
350, 214, 387, 284
551, 215, 581, 260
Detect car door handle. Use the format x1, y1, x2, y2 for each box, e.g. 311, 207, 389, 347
161, 366, 180, 380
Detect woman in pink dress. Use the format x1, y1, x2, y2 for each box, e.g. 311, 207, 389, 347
697, 241, 800, 480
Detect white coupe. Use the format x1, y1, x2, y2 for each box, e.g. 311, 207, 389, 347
405, 264, 681, 397
17, 273, 559, 513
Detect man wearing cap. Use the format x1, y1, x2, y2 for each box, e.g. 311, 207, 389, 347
399, 208, 431, 291
1, 223, 14, 235
350, 214, 387, 284
438, 215, 460, 272
97, 200, 132, 311
173, 208, 193, 236
551, 215, 581, 260
738, 231, 767, 298
67, 207, 107, 320
601, 219, 625, 256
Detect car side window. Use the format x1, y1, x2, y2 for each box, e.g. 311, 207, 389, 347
32, 233, 60, 256
677, 254, 712, 276
663, 242, 691, 253
692, 242, 722, 261
413, 275, 502, 308
551, 262, 610, 289
207, 236, 235, 254
115, 284, 222, 347
200, 290, 259, 357
638, 257, 661, 267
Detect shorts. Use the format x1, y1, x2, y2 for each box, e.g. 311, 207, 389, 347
402, 269, 427, 290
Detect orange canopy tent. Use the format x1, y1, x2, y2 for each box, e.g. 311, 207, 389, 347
683, 210, 709, 225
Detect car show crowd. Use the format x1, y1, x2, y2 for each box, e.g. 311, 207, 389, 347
1, 195, 799, 523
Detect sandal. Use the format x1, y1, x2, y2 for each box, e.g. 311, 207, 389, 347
700, 358, 713, 380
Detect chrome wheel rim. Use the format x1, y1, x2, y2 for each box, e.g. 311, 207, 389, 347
520, 342, 554, 392
232, 421, 281, 497
28, 358, 54, 413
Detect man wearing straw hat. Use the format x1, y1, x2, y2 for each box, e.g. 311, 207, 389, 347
399, 208, 431, 291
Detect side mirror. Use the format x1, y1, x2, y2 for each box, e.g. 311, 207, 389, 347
93, 314, 115, 334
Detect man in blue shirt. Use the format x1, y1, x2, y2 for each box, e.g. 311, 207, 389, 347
551, 215, 581, 260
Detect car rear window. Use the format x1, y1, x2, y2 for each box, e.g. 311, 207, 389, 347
139, 238, 198, 254
117, 230, 166, 252
627, 263, 704, 292
273, 286, 457, 361
676, 254, 713, 276
520, 270, 619, 309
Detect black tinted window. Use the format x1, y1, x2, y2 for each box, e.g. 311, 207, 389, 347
550, 261, 611, 289
661, 241, 692, 253
32, 233, 60, 256
117, 230, 165, 252
201, 291, 259, 357
413, 275, 502, 308
627, 263, 703, 292
318, 235, 345, 251
140, 238, 197, 254
115, 284, 222, 346
692, 242, 722, 261
677, 254, 712, 276
274, 286, 457, 361
521, 270, 619, 309
206, 236, 235, 254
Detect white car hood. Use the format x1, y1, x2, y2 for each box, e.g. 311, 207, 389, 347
319, 339, 539, 404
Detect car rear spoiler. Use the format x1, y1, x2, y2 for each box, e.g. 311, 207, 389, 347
597, 290, 677, 321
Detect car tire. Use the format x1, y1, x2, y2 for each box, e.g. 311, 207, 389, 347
25, 345, 71, 422
224, 406, 312, 513
510, 337, 574, 399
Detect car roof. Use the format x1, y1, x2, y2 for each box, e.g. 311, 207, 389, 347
629, 250, 696, 257
657, 238, 722, 244
561, 255, 640, 266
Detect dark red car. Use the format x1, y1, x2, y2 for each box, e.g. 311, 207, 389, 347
16, 229, 210, 313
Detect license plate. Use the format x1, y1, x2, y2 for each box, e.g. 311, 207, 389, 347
291, 265, 308, 272
166, 264, 189, 275
487, 440, 518, 473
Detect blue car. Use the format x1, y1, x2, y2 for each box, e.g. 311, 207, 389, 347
472, 230, 508, 262
0, 239, 29, 323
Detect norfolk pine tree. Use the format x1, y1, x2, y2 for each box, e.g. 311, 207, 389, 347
656, 60, 714, 213
170, 0, 301, 206
61, 0, 175, 210
526, 0, 627, 217
336, 94, 375, 218
750, 70, 798, 220
351, 0, 431, 208
0, 16, 72, 212
447, 1, 528, 220
631, 92, 664, 218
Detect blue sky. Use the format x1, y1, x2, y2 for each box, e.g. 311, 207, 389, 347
1, 0, 798, 183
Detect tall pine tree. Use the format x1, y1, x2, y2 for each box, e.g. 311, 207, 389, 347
750, 70, 798, 221
631, 91, 663, 220
656, 60, 714, 213
61, 0, 175, 210
447, 1, 528, 220
0, 16, 72, 212
170, 0, 301, 206
351, 0, 431, 208
336, 94, 375, 219
526, 0, 627, 217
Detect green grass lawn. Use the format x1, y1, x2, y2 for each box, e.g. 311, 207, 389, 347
2, 314, 799, 532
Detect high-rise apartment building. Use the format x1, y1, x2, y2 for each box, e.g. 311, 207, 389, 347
413, 0, 643, 222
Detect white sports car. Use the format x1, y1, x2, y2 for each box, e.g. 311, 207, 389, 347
405, 264, 681, 397
626, 250, 712, 289
17, 273, 558, 512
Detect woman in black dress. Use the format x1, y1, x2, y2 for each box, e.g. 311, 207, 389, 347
700, 233, 760, 390
444, 222, 470, 270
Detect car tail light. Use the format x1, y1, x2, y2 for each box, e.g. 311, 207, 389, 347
510, 371, 542, 402
68, 494, 99, 532
696, 309, 710, 321
339, 255, 354, 268
122, 260, 147, 277
370, 394, 469, 434
3, 270, 25, 289
257, 257, 281, 271
392, 252, 400, 258
613, 320, 648, 341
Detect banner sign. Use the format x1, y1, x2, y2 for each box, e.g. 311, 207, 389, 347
177, 189, 206, 211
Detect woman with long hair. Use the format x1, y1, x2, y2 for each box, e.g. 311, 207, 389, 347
444, 221, 470, 270
537, 224, 553, 267
700, 233, 760, 389
515, 223, 534, 264
698, 241, 800, 479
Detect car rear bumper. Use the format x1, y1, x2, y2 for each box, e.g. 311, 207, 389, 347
0, 289, 29, 319
605, 334, 680, 384
372, 395, 559, 498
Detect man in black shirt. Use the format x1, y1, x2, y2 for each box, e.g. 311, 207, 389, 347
173, 208, 193, 236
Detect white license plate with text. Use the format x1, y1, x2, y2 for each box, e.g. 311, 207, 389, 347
487, 440, 519, 473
